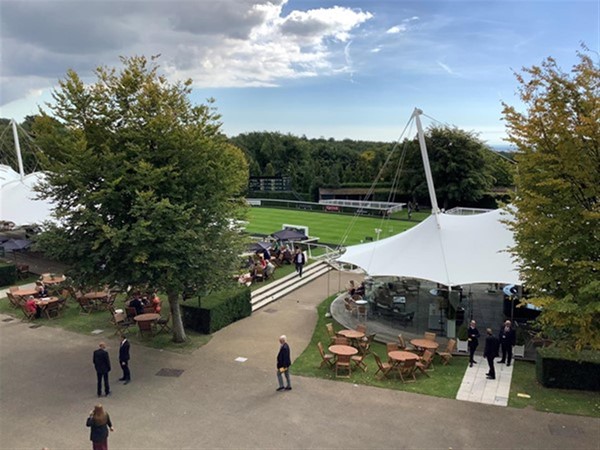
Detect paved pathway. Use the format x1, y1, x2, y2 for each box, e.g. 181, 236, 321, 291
1, 272, 598, 449
456, 355, 513, 406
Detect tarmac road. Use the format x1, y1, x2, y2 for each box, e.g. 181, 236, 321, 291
1, 271, 598, 449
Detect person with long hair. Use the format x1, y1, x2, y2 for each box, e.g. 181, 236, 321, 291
86, 404, 114, 450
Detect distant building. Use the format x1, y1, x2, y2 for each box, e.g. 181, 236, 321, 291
248, 176, 291, 192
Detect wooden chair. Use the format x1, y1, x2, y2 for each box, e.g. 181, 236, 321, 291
344, 298, 357, 315
356, 324, 367, 334
77, 297, 95, 315
325, 323, 336, 343
7, 292, 22, 309
351, 352, 368, 372
137, 319, 155, 337
113, 312, 134, 336
437, 339, 456, 365
317, 342, 335, 369
424, 332, 437, 342
20, 304, 36, 322
358, 333, 376, 356
398, 359, 417, 383
386, 342, 398, 362
156, 311, 172, 334
333, 336, 349, 346
373, 353, 393, 379
416, 350, 434, 376
126, 307, 138, 319
335, 354, 352, 378
43, 301, 61, 319
356, 304, 368, 321
398, 333, 407, 350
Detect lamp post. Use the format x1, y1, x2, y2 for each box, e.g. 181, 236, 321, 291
374, 228, 382, 241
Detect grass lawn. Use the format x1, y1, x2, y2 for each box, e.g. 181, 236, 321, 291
0, 294, 211, 354
509, 360, 600, 417
292, 295, 466, 398
246, 208, 426, 246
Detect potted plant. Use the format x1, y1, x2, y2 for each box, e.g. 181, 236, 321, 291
456, 323, 469, 353
513, 327, 526, 358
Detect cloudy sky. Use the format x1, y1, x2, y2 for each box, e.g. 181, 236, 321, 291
0, 0, 597, 146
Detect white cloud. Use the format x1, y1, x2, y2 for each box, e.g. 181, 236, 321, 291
386, 25, 406, 34
437, 61, 456, 75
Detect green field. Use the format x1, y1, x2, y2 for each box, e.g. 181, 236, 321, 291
245, 207, 427, 246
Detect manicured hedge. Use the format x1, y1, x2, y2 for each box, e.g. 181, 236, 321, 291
180, 286, 251, 334
536, 347, 600, 391
0, 263, 17, 287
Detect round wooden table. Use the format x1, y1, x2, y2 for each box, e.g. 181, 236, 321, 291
388, 350, 419, 363
410, 338, 439, 351
84, 291, 110, 300
337, 329, 365, 340
328, 345, 358, 356
133, 313, 160, 322
13, 288, 38, 298
41, 275, 66, 285
35, 296, 60, 306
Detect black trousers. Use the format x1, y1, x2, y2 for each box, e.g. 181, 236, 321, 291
468, 342, 478, 363
486, 356, 496, 379
295, 263, 304, 277
500, 343, 512, 364
96, 372, 110, 396
120, 360, 131, 381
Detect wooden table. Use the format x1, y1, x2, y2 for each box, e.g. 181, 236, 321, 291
410, 338, 439, 352
35, 297, 60, 318
134, 313, 160, 322
13, 288, 37, 298
337, 329, 365, 340
388, 350, 419, 364
84, 291, 110, 300
328, 344, 358, 356
41, 275, 66, 285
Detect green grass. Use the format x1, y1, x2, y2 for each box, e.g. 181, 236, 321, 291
509, 360, 600, 417
0, 295, 211, 354
246, 208, 426, 246
292, 295, 465, 398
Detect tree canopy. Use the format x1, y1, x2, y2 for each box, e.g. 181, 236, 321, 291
502, 52, 600, 350
33, 56, 249, 342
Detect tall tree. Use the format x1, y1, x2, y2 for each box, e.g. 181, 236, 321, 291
502, 52, 600, 350
33, 56, 249, 342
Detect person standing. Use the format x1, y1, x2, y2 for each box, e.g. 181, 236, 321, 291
483, 328, 500, 380
499, 320, 516, 366
276, 335, 292, 391
118, 335, 131, 384
467, 320, 480, 368
86, 404, 114, 450
93, 342, 111, 397
293, 246, 306, 278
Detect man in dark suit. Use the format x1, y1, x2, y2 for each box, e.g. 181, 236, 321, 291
483, 328, 500, 380
467, 320, 480, 368
93, 342, 111, 397
276, 335, 292, 391
118, 334, 131, 384
499, 320, 516, 366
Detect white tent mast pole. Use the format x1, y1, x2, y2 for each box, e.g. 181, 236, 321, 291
412, 108, 440, 215
10, 119, 25, 179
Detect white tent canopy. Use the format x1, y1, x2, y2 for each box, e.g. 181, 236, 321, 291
0, 168, 55, 227
337, 208, 521, 286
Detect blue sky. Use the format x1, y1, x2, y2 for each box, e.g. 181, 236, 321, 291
1, 0, 598, 146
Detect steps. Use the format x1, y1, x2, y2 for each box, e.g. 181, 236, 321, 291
250, 261, 333, 312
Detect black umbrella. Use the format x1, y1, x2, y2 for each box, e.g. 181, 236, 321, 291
248, 241, 272, 252
271, 229, 307, 241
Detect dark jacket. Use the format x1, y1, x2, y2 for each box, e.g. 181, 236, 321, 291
119, 339, 130, 362
87, 414, 112, 442
93, 348, 111, 374
467, 326, 480, 346
499, 326, 516, 346
277, 342, 291, 369
483, 335, 500, 359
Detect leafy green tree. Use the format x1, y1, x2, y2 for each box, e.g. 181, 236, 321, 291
33, 56, 249, 342
502, 52, 600, 350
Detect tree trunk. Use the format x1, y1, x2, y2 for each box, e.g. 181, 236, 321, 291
167, 290, 187, 343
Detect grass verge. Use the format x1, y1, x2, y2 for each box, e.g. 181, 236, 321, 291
292, 295, 465, 398
0, 295, 211, 354
509, 360, 600, 417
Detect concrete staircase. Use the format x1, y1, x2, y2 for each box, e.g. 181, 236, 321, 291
250, 260, 333, 312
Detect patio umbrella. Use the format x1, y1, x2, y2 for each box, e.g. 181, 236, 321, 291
248, 241, 272, 253
271, 229, 307, 241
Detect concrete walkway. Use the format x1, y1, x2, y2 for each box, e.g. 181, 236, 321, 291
1, 272, 598, 449
456, 355, 513, 406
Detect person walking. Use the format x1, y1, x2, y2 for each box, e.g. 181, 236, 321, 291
467, 320, 480, 368
93, 342, 111, 397
276, 335, 292, 391
293, 246, 306, 278
499, 320, 516, 366
483, 328, 500, 380
86, 404, 114, 450
118, 334, 131, 384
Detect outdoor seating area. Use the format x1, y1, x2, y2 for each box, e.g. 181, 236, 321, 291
318, 324, 446, 383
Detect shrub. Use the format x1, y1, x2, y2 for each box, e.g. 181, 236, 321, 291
0, 263, 16, 287
181, 286, 251, 334
536, 347, 600, 391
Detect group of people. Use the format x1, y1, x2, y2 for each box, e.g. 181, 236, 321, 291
23, 280, 52, 319
238, 244, 307, 286
126, 291, 161, 316
466, 319, 517, 380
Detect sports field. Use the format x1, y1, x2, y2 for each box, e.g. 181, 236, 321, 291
245, 207, 427, 246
